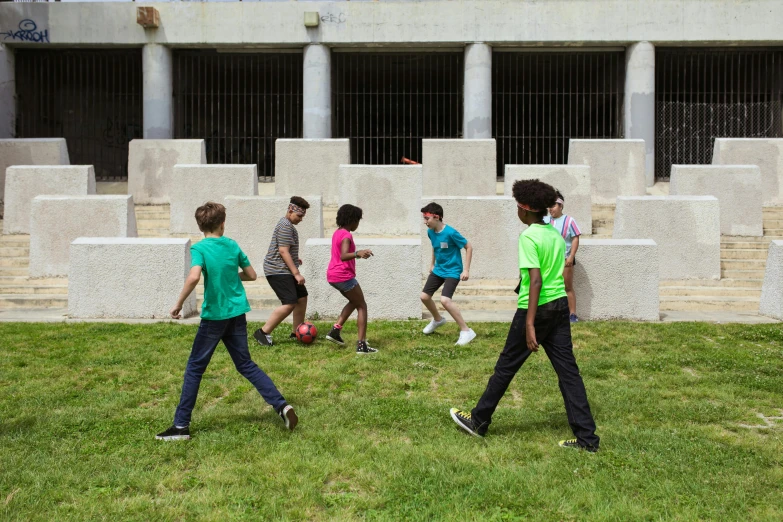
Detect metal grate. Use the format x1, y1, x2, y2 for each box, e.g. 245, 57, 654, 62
332, 52, 463, 165
15, 49, 143, 181
656, 48, 783, 181
173, 51, 303, 181
493, 51, 625, 178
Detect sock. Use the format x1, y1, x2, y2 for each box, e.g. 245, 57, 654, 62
333, 324, 343, 330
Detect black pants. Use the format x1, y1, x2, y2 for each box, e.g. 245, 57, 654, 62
471, 297, 599, 448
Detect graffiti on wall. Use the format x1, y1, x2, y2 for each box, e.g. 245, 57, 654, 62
1, 20, 50, 44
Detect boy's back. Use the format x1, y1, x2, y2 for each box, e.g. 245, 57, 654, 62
518, 224, 567, 309
191, 236, 251, 320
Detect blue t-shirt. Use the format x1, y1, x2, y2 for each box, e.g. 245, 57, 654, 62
428, 225, 468, 279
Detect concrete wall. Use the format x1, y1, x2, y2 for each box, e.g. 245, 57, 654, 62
29, 195, 137, 278
419, 197, 525, 280
574, 239, 659, 321
0, 45, 13, 140
613, 196, 720, 280
338, 165, 422, 236
127, 139, 206, 205
142, 44, 173, 139
170, 164, 258, 234
670, 164, 763, 236
759, 240, 783, 321
624, 42, 655, 187
422, 139, 496, 197
224, 195, 324, 269
275, 139, 350, 206
302, 238, 422, 321
567, 139, 646, 205
712, 139, 783, 207
3, 165, 96, 235
68, 238, 197, 319
0, 138, 70, 201
504, 165, 592, 235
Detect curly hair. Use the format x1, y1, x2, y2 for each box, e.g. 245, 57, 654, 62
511, 179, 558, 220
289, 196, 310, 210
336, 204, 363, 228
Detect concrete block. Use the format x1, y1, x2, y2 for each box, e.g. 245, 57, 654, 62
567, 139, 646, 204
419, 197, 526, 280
170, 164, 258, 235
128, 139, 206, 204
504, 165, 592, 235
275, 139, 351, 205
69, 238, 197, 319
338, 165, 422, 235
759, 240, 783, 320
613, 196, 720, 280
30, 195, 137, 278
712, 138, 783, 206
224, 196, 323, 268
422, 139, 496, 197
574, 239, 659, 321
0, 138, 70, 200
302, 238, 422, 320
3, 165, 96, 234
670, 164, 763, 236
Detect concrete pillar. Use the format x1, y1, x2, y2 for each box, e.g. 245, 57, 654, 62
303, 44, 331, 139
142, 44, 173, 139
0, 45, 15, 139
624, 42, 655, 187
463, 43, 492, 139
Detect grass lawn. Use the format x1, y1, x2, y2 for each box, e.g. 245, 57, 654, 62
1, 320, 782, 521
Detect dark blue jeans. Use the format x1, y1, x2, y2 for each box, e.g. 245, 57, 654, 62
173, 314, 287, 427
472, 297, 600, 449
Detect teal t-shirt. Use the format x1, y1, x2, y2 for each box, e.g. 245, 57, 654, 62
191, 236, 252, 320
428, 225, 468, 279
517, 224, 568, 309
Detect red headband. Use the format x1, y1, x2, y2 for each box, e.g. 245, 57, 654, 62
516, 202, 540, 212
422, 212, 441, 219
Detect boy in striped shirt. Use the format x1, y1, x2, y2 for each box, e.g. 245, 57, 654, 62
544, 191, 581, 323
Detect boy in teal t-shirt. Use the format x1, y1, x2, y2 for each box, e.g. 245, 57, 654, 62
449, 180, 600, 452
156, 202, 297, 441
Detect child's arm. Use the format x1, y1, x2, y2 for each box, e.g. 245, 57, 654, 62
567, 236, 579, 267
525, 267, 542, 351
430, 251, 435, 273
461, 242, 473, 281
239, 264, 257, 282
340, 238, 373, 260
278, 246, 305, 285
170, 266, 202, 319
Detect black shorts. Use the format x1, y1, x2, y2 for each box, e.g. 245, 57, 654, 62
266, 274, 308, 305
422, 272, 460, 299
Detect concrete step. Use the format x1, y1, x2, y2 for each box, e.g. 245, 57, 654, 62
592, 227, 613, 235
445, 295, 519, 311
660, 278, 763, 288
720, 259, 767, 270
720, 248, 769, 260
197, 296, 281, 309
660, 296, 759, 312
430, 285, 518, 297
135, 211, 170, 220
763, 218, 783, 228
137, 218, 170, 229
658, 286, 761, 298
721, 241, 770, 250
0, 247, 30, 257
0, 294, 68, 309
721, 269, 767, 279
762, 228, 783, 235
0, 276, 64, 285
0, 236, 30, 246
0, 284, 68, 295
0, 257, 28, 267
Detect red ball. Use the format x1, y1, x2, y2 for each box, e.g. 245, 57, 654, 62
295, 322, 318, 344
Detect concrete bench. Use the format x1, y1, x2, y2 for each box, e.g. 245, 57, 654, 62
0, 138, 70, 200
759, 240, 783, 320
567, 139, 646, 204
422, 139, 496, 197
128, 139, 206, 204
68, 238, 197, 319
275, 139, 351, 205
712, 138, 783, 206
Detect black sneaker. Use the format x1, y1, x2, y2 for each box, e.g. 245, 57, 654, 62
278, 405, 298, 431
253, 328, 273, 347
155, 425, 190, 441
559, 438, 598, 453
356, 340, 378, 354
289, 332, 297, 340
326, 327, 345, 346
449, 408, 483, 437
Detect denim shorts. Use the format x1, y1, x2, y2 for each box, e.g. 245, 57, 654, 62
329, 278, 359, 293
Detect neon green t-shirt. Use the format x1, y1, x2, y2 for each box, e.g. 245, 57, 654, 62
191, 236, 252, 320
517, 224, 568, 309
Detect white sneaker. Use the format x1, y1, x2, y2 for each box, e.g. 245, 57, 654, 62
423, 317, 447, 334
455, 328, 476, 346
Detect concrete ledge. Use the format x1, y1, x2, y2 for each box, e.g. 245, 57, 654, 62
759, 240, 783, 320
422, 139, 496, 197
504, 164, 592, 235
0, 138, 70, 200
338, 165, 422, 235
712, 138, 783, 206
128, 139, 206, 205
613, 196, 720, 280
670, 164, 763, 236
303, 238, 422, 320
224, 196, 324, 268
170, 164, 258, 234
68, 238, 197, 319
30, 195, 137, 278
567, 139, 645, 204
275, 139, 351, 205
420, 197, 525, 280
574, 239, 659, 321
4, 165, 96, 234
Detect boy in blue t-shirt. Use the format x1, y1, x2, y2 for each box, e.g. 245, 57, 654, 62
420, 202, 476, 346
156, 201, 297, 441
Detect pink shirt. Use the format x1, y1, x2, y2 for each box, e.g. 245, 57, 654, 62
327, 228, 356, 283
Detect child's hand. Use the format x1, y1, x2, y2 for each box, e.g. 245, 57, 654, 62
565, 257, 574, 267
294, 273, 306, 285
460, 271, 470, 281
170, 305, 182, 320
358, 249, 374, 259
526, 324, 538, 351
298, 258, 303, 266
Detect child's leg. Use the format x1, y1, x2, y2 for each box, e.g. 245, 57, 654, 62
420, 273, 444, 322
173, 319, 225, 427
440, 278, 468, 331
262, 303, 296, 334
262, 275, 299, 334
563, 265, 576, 315
341, 283, 368, 340
291, 295, 308, 331
335, 299, 357, 327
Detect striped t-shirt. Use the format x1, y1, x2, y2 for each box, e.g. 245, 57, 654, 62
263, 217, 299, 276
544, 214, 581, 258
